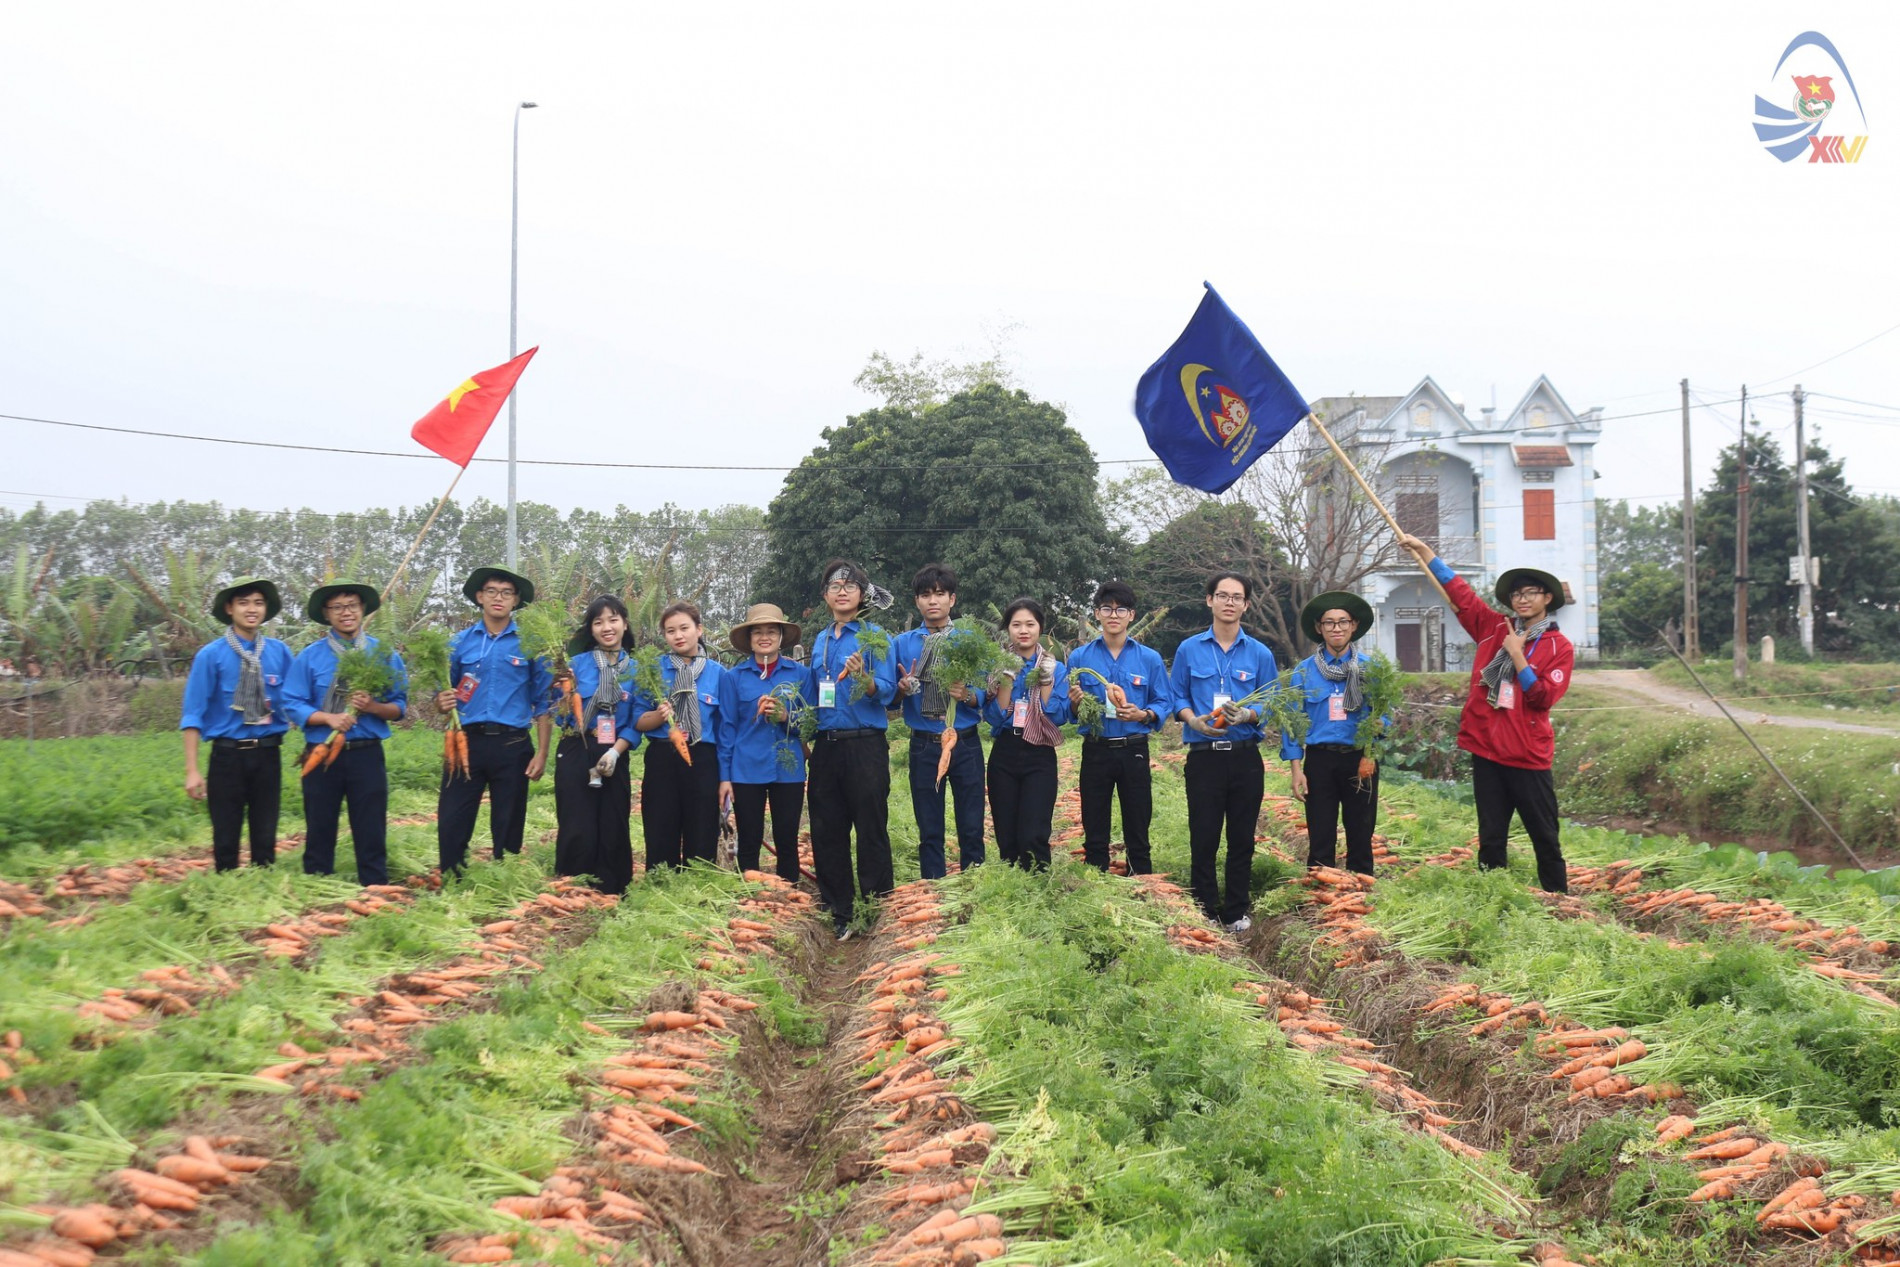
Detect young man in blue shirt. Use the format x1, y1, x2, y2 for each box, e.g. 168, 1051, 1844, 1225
430, 567, 554, 876
1169, 571, 1277, 931
1283, 591, 1381, 876
806, 558, 898, 940
283, 581, 408, 886
891, 563, 986, 879
180, 578, 294, 872
1066, 580, 1170, 875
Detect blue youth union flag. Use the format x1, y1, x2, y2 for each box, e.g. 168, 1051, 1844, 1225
1133, 283, 1309, 494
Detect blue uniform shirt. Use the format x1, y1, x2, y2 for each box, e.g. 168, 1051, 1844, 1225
1280, 650, 1382, 760
630, 654, 726, 745
282, 635, 409, 744
981, 659, 1073, 737
564, 649, 642, 750
449, 621, 554, 728
1169, 627, 1278, 745
810, 620, 897, 731
179, 634, 294, 739
1065, 637, 1172, 739
889, 626, 988, 734
716, 655, 813, 783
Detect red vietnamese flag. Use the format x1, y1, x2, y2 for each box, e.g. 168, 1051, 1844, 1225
410, 347, 538, 467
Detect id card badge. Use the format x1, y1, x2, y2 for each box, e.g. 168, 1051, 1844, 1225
818, 676, 837, 708
454, 673, 479, 705
1012, 699, 1028, 728
594, 714, 616, 746
1328, 693, 1347, 722
1212, 692, 1231, 713
1496, 679, 1516, 710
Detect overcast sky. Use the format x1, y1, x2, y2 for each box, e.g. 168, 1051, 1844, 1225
2, 2, 1894, 529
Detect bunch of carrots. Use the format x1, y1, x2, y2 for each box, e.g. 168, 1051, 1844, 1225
300, 644, 398, 777
0, 1137, 270, 1265
918, 620, 1017, 789
632, 645, 695, 767
405, 629, 469, 780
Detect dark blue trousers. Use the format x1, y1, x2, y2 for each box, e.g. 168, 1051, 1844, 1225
908, 728, 986, 878
301, 741, 389, 886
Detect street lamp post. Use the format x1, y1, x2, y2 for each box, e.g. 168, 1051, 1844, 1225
506, 100, 538, 571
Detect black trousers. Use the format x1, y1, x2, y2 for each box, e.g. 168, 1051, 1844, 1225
1079, 738, 1152, 874
1184, 745, 1264, 924
208, 743, 281, 871
300, 741, 388, 886
641, 739, 720, 869
732, 781, 804, 883
908, 730, 986, 878
807, 732, 894, 925
437, 728, 534, 872
987, 731, 1058, 871
1302, 747, 1378, 875
1471, 753, 1568, 893
553, 733, 634, 894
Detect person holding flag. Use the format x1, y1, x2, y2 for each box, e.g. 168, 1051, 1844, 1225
1065, 581, 1170, 875
1169, 573, 1277, 930
180, 578, 294, 872
1282, 591, 1383, 877
282, 581, 408, 886
431, 567, 554, 876
1397, 533, 1575, 893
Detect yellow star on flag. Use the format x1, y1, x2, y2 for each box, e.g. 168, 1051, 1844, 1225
447, 377, 481, 412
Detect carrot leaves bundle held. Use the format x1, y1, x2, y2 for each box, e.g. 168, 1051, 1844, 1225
846, 624, 892, 703
513, 604, 580, 729
1067, 665, 1130, 732
920, 619, 1016, 788
1347, 652, 1406, 782
759, 681, 817, 774
1256, 667, 1310, 749
633, 643, 694, 766
405, 628, 467, 779
300, 643, 397, 777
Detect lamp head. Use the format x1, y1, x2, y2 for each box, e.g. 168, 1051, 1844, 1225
520, 101, 538, 109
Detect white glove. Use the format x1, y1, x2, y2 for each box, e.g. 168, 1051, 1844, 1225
899, 674, 923, 696
593, 748, 619, 779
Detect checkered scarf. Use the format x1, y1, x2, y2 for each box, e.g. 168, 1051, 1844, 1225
224, 628, 273, 724
320, 631, 368, 714
1479, 617, 1553, 707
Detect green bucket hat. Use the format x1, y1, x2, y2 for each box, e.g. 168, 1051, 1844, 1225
211, 578, 282, 626
1494, 567, 1566, 613
1300, 591, 1374, 644
306, 580, 383, 626
461, 566, 536, 607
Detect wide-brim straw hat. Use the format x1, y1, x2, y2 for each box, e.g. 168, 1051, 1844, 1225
211, 578, 282, 625
727, 603, 801, 654
1300, 591, 1374, 643
306, 580, 382, 626
461, 566, 536, 607
1495, 567, 1566, 612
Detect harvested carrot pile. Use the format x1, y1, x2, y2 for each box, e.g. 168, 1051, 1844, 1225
0, 1136, 271, 1265
842, 880, 1009, 1266
253, 879, 618, 1103
0, 1028, 35, 1105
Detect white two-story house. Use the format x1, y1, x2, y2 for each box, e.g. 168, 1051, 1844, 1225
1310, 377, 1602, 672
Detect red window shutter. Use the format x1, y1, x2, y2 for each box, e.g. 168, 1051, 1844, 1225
1523, 489, 1555, 540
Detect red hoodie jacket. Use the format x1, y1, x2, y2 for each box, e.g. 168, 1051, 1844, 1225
1442, 572, 1574, 770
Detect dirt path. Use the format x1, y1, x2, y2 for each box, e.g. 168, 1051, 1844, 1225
693, 927, 877, 1267
1575, 668, 1900, 737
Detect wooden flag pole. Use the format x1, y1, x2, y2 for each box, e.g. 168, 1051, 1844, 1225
1304, 413, 1456, 608
385, 465, 467, 597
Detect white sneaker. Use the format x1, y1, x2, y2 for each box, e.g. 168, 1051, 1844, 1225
1226, 915, 1253, 933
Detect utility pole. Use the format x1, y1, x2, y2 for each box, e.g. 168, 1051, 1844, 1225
1794, 384, 1814, 656
1680, 379, 1699, 660
1733, 385, 1749, 682
506, 100, 538, 571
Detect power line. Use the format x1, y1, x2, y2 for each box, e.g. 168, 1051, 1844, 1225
1756, 318, 1900, 388
1, 396, 1755, 473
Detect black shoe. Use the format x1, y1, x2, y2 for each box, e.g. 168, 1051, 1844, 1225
834, 922, 854, 943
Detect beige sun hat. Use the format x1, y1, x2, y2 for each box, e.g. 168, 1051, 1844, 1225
727, 603, 802, 655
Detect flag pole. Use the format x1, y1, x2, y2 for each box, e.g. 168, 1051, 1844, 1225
1304, 414, 1456, 608
386, 465, 467, 596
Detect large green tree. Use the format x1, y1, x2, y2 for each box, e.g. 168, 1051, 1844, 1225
755, 384, 1124, 627
1595, 499, 1684, 651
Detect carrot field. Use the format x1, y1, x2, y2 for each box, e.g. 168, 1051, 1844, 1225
6, 728, 1900, 1266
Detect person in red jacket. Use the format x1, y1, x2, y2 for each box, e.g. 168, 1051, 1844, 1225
1398, 534, 1575, 892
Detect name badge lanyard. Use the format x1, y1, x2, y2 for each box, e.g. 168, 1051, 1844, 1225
819, 626, 852, 709
1211, 637, 1241, 712
455, 627, 509, 703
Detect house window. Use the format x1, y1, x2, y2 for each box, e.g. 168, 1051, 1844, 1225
1523, 489, 1556, 540
1396, 491, 1440, 548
